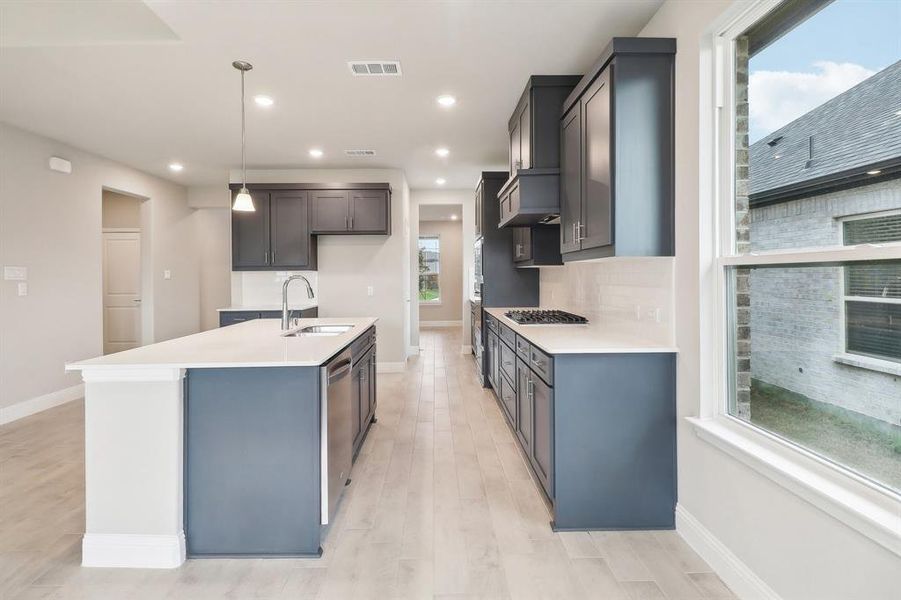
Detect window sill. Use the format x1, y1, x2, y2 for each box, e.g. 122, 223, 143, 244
419, 301, 442, 306
833, 353, 901, 376
687, 415, 901, 557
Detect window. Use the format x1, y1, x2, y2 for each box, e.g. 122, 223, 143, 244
418, 236, 441, 303
843, 213, 901, 362
720, 0, 901, 494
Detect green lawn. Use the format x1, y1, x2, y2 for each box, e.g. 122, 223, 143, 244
419, 288, 439, 302
750, 380, 901, 492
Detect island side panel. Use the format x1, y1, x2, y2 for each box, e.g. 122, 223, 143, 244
553, 353, 677, 530
185, 366, 321, 556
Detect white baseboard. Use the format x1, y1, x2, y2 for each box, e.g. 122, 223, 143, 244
675, 504, 781, 600
420, 320, 463, 328
460, 344, 472, 354
82, 532, 186, 569
0, 383, 84, 426
377, 361, 406, 373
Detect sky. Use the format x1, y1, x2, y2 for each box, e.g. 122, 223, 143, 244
748, 0, 901, 142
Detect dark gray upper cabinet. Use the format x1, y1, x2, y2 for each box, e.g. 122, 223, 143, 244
271, 191, 317, 269
231, 190, 271, 269
310, 190, 350, 233
310, 186, 391, 235
231, 189, 317, 271
560, 37, 676, 261
499, 75, 581, 228
513, 224, 562, 267
350, 190, 389, 233
476, 171, 539, 308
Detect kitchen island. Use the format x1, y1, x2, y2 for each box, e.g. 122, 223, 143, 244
66, 317, 377, 568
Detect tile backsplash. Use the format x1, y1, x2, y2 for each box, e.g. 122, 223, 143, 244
539, 257, 674, 345
230, 271, 319, 307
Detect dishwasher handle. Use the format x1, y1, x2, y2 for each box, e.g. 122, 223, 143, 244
327, 358, 352, 383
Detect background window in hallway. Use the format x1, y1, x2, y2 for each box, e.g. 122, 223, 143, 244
418, 236, 441, 303
725, 0, 901, 493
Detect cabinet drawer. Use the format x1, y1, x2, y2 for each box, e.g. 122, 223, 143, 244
529, 345, 554, 386
219, 311, 261, 327
515, 335, 531, 361
485, 313, 498, 333
500, 340, 516, 382
499, 323, 517, 349
351, 326, 376, 360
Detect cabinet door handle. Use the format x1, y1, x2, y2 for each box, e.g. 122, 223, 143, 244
264, 250, 270, 264
345, 216, 348, 230
576, 221, 586, 242
272, 250, 277, 263
350, 216, 354, 230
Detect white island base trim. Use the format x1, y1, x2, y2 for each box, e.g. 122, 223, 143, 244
80, 367, 187, 568
83, 532, 186, 569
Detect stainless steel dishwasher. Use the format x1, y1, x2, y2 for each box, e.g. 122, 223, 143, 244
320, 348, 352, 525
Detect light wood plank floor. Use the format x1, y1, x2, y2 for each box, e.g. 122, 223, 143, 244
1, 327, 734, 599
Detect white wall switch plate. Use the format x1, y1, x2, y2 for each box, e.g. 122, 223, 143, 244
4, 266, 27, 281
17, 282, 27, 296
367, 286, 374, 297
163, 270, 172, 280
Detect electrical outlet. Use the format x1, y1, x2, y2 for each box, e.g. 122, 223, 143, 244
17, 282, 27, 296
645, 307, 662, 323
163, 270, 172, 280
4, 266, 27, 281
367, 286, 374, 297
635, 305, 642, 320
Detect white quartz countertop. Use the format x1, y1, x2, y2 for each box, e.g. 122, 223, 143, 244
66, 317, 377, 370
484, 308, 678, 354
217, 300, 318, 312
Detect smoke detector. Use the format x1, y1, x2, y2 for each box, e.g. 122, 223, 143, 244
344, 149, 377, 157
347, 61, 402, 77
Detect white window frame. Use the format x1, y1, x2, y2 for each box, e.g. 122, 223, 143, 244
691, 0, 901, 558
418, 234, 442, 305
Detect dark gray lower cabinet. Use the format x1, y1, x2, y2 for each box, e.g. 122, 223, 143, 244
351, 330, 377, 455
219, 307, 318, 328
485, 329, 676, 530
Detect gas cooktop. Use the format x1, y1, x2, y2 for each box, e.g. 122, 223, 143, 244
504, 309, 589, 325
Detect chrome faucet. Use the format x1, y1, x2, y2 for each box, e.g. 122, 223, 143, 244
282, 275, 315, 330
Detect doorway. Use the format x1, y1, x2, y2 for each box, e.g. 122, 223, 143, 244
101, 190, 144, 354
418, 204, 464, 327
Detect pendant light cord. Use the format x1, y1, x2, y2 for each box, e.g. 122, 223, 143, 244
241, 67, 247, 188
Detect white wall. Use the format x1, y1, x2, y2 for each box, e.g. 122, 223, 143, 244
229, 169, 411, 368
419, 220, 464, 323
0, 123, 199, 414
409, 189, 475, 349
638, 3, 901, 599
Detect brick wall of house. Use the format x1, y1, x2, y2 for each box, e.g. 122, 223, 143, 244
748, 179, 901, 426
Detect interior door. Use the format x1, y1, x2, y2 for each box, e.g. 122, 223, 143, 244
580, 67, 613, 251
232, 191, 270, 268
350, 190, 388, 232
270, 191, 310, 268
102, 231, 142, 354
311, 191, 349, 233
560, 105, 582, 253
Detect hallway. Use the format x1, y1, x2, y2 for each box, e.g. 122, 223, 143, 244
0, 327, 729, 599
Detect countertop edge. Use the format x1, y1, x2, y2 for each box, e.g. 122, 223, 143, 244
483, 307, 678, 355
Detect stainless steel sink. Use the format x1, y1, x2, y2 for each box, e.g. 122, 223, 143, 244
282, 324, 354, 337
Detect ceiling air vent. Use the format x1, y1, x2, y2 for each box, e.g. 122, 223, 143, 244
345, 149, 377, 157
347, 61, 402, 77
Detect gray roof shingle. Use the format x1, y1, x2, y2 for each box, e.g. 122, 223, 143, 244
749, 60, 901, 201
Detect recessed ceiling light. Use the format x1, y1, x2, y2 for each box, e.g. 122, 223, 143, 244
437, 95, 456, 107
435, 147, 450, 158
773, 154, 781, 159
309, 148, 324, 158
866, 169, 882, 175
168, 163, 183, 172
254, 95, 274, 107
451, 214, 458, 220
435, 177, 446, 185
895, 110, 901, 116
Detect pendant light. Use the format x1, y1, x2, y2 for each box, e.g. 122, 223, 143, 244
232, 60, 255, 212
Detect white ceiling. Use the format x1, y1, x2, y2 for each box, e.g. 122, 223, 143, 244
0, 0, 662, 189
420, 203, 463, 222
